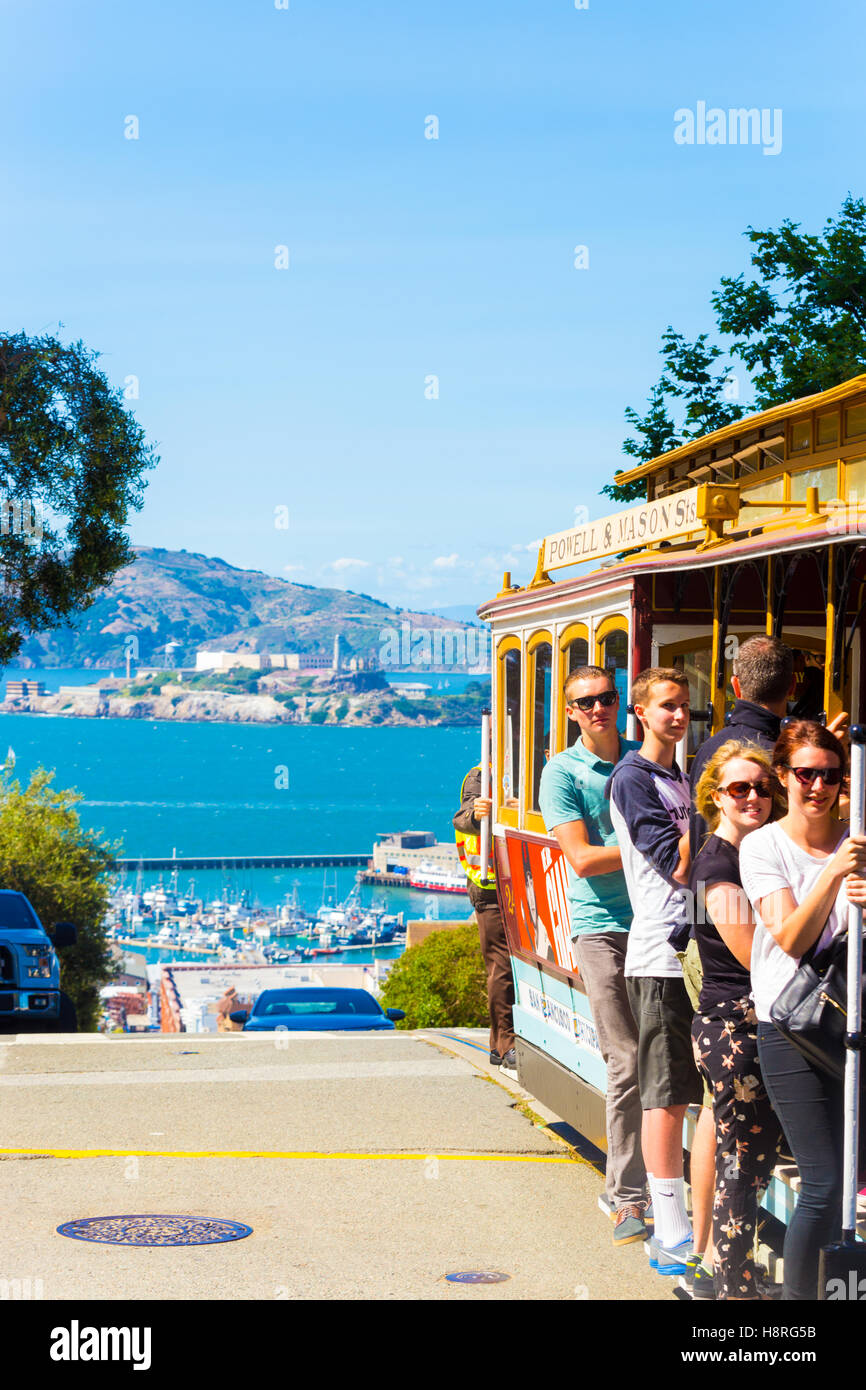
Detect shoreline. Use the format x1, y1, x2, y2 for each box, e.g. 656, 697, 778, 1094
0, 689, 485, 728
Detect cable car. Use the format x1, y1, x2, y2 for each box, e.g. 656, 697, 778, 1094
478, 373, 866, 1246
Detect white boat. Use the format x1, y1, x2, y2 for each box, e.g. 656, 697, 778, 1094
143, 882, 178, 916
407, 862, 468, 894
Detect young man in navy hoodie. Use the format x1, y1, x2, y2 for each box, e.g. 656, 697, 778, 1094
606, 667, 701, 1275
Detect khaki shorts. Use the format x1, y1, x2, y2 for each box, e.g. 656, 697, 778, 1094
676, 938, 712, 1110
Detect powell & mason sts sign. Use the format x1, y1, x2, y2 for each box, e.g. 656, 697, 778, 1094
544, 488, 700, 572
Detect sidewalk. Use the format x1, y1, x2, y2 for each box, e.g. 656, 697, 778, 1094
0, 1028, 667, 1300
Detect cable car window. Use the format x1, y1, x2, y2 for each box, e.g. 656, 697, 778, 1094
563, 635, 589, 747
816, 412, 839, 448
601, 628, 628, 733
668, 647, 712, 757
844, 403, 866, 441
790, 464, 838, 504
501, 647, 521, 808
529, 642, 552, 812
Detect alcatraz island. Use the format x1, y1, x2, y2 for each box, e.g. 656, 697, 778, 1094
1, 545, 489, 728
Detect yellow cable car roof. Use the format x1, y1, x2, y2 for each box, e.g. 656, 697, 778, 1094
614, 372, 866, 487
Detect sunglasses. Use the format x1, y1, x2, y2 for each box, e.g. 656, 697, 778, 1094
718, 780, 774, 800
570, 690, 618, 712
782, 765, 844, 787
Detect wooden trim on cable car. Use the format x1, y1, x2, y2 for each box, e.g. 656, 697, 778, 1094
496, 634, 521, 828
594, 612, 629, 665
523, 629, 553, 834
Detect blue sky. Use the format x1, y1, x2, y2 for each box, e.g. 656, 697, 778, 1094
1, 0, 863, 611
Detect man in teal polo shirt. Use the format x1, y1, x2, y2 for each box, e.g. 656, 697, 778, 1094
539, 664, 647, 1246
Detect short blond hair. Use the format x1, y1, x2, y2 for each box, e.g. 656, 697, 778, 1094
694, 739, 781, 834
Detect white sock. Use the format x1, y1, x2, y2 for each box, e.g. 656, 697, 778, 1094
648, 1175, 691, 1248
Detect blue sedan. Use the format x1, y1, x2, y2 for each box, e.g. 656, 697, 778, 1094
231, 987, 405, 1032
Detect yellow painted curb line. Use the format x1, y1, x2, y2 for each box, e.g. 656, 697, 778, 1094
0, 1147, 574, 1163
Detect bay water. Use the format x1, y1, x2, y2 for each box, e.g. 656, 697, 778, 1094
0, 709, 479, 962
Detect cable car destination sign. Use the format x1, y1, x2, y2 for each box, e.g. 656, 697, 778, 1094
543, 487, 700, 571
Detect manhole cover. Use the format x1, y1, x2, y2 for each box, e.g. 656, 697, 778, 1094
56, 1215, 253, 1247
444, 1270, 510, 1284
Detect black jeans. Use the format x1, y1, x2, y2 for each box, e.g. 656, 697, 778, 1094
757, 1021, 844, 1301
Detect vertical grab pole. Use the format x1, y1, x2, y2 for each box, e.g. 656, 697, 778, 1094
479, 709, 491, 885
821, 726, 866, 1297
843, 725, 865, 1242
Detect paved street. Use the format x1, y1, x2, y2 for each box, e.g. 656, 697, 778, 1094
0, 1028, 667, 1300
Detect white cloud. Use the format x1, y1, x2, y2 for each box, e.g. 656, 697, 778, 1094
433, 553, 460, 569
329, 557, 370, 571
283, 563, 305, 574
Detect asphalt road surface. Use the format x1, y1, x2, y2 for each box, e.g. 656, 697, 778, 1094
0, 1028, 667, 1301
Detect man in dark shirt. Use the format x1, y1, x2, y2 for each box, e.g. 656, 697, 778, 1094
689, 636, 794, 855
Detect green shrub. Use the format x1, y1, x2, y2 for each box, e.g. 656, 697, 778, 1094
333, 700, 349, 721
0, 770, 116, 1030
308, 708, 327, 724
379, 923, 487, 1028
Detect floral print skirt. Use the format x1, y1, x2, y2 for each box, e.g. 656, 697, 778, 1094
691, 996, 783, 1299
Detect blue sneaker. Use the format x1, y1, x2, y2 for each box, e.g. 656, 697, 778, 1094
648, 1236, 693, 1276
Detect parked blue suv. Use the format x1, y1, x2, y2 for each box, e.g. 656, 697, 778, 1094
0, 890, 77, 1031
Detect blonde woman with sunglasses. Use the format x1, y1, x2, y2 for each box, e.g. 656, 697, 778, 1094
739, 720, 866, 1300
689, 740, 784, 1299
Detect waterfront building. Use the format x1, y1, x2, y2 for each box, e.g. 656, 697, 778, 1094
195, 651, 269, 672
296, 654, 332, 670
371, 830, 460, 874
394, 682, 431, 699
100, 985, 150, 1031
5, 679, 46, 700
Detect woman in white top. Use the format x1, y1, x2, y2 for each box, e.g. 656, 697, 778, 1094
739, 720, 866, 1301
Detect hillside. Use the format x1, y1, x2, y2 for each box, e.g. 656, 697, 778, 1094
14, 546, 486, 670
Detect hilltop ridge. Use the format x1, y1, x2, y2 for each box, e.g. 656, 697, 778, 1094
14, 546, 484, 670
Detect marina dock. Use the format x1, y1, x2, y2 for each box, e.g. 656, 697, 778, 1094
112, 853, 369, 871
